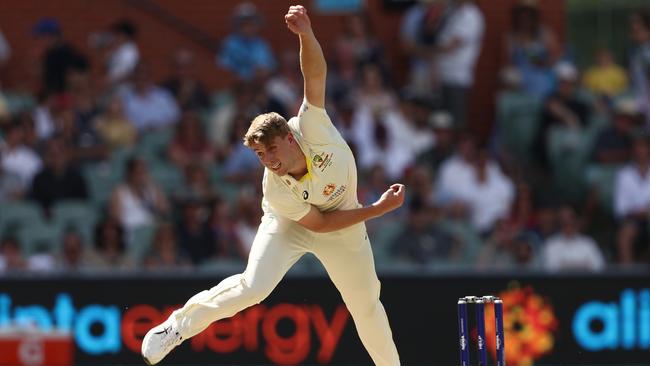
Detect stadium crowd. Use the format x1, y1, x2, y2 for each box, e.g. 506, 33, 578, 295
0, 0, 649, 274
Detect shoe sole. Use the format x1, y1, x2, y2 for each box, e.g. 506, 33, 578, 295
143, 355, 154, 366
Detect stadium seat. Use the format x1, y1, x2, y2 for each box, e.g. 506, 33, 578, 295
136, 127, 174, 163
148, 161, 185, 195
51, 200, 99, 247
83, 163, 122, 209
585, 164, 620, 213
546, 126, 592, 202
128, 224, 157, 263
0, 201, 45, 238
17, 221, 64, 256
496, 91, 541, 162
198, 257, 246, 273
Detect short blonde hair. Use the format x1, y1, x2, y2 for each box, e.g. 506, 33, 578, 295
243, 112, 290, 147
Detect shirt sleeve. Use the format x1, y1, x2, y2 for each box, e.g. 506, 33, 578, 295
292, 99, 342, 146
266, 185, 311, 222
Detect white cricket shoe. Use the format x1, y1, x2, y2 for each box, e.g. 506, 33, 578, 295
141, 315, 184, 365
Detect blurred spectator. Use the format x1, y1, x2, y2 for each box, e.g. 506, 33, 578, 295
390, 195, 457, 265
0, 163, 22, 202
435, 134, 476, 205
29, 136, 88, 211
162, 48, 210, 112
400, 0, 447, 98
218, 2, 276, 81
628, 9, 650, 125
416, 110, 456, 171
0, 236, 25, 272
109, 157, 170, 235
143, 222, 191, 270
0, 27, 10, 68
94, 95, 137, 151
353, 63, 396, 114
93, 217, 134, 269
105, 20, 139, 88
121, 62, 180, 132
359, 164, 390, 205
534, 62, 590, 167
57, 229, 95, 271
0, 120, 42, 191
175, 164, 219, 203
434, 0, 485, 129
176, 200, 216, 265
232, 191, 261, 254
541, 205, 605, 271
505, 0, 561, 99
221, 115, 261, 184
614, 135, 650, 264
591, 98, 639, 165
209, 199, 248, 261
32, 17, 89, 95
168, 111, 215, 169
67, 72, 106, 162
583, 48, 628, 99
477, 219, 539, 270
266, 49, 302, 114
465, 148, 515, 235
329, 13, 385, 104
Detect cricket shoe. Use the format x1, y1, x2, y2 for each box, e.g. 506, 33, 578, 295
141, 315, 184, 365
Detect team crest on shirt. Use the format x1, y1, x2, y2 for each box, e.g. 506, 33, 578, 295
311, 151, 333, 172
323, 183, 336, 196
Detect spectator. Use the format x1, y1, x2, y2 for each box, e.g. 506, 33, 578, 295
176, 200, 216, 265
416, 110, 456, 171
433, 0, 485, 129
121, 62, 180, 132
628, 9, 650, 126
209, 199, 248, 261
0, 236, 25, 272
32, 17, 89, 95
105, 20, 139, 88
175, 164, 219, 203
93, 217, 134, 269
390, 195, 457, 265
0, 27, 8, 63
233, 191, 262, 254
218, 2, 276, 81
143, 222, 191, 270
109, 157, 170, 236
505, 0, 561, 99
435, 134, 477, 205
592, 98, 639, 165
221, 114, 263, 184
168, 111, 215, 169
94, 95, 137, 151
29, 136, 88, 211
478, 219, 539, 270
67, 72, 106, 163
534, 62, 591, 168
541, 205, 605, 271
0, 163, 22, 202
57, 229, 95, 271
162, 48, 210, 112
614, 135, 650, 264
400, 0, 447, 98
465, 147, 515, 235
0, 120, 42, 191
266, 49, 302, 114
583, 48, 629, 99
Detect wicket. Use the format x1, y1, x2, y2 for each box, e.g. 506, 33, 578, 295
457, 295, 505, 366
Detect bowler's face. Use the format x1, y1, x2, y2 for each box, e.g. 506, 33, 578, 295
251, 135, 295, 176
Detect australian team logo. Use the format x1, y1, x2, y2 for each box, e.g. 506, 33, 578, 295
323, 183, 336, 196
312, 152, 333, 172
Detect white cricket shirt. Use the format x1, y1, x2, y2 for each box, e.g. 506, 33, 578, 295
261, 100, 360, 223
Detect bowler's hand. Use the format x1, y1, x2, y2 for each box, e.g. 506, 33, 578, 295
372, 184, 405, 215
285, 5, 312, 35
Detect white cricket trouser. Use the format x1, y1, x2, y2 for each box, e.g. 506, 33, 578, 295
171, 215, 400, 366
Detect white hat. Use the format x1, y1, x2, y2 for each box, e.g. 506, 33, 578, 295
554, 61, 578, 81
428, 111, 454, 129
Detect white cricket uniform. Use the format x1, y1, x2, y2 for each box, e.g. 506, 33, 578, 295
171, 100, 400, 366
